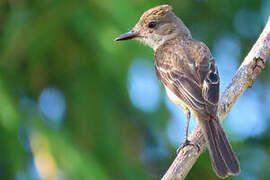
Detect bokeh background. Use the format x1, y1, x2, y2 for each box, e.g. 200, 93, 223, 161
0, 0, 270, 179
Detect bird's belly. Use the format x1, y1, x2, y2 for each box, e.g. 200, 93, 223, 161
165, 87, 189, 110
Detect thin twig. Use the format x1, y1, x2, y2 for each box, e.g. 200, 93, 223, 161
162, 17, 270, 180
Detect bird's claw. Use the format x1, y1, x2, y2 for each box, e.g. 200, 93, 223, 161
176, 139, 200, 154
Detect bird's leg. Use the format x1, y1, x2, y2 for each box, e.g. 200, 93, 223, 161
177, 110, 200, 154
183, 110, 191, 143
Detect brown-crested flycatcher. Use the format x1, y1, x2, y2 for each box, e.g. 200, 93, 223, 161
115, 5, 240, 178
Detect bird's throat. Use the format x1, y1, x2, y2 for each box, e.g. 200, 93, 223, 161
138, 33, 179, 51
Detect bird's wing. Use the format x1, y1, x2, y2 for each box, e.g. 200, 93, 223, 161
155, 40, 219, 114
194, 41, 219, 114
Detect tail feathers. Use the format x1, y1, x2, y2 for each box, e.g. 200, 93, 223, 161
201, 117, 240, 178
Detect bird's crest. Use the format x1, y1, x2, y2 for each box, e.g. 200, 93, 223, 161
140, 5, 172, 21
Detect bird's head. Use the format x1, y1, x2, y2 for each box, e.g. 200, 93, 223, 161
115, 5, 191, 50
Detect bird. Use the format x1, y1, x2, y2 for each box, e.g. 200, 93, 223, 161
115, 5, 240, 178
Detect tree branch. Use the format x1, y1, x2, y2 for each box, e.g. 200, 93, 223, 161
162, 17, 270, 180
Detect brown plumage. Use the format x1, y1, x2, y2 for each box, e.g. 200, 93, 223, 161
115, 5, 240, 178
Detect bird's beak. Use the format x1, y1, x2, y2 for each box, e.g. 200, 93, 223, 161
114, 30, 139, 41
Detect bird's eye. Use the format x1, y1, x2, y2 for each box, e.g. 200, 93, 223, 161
148, 21, 157, 28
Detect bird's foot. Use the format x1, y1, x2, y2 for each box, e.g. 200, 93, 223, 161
176, 139, 200, 154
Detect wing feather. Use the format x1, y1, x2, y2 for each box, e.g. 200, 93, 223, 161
155, 39, 220, 115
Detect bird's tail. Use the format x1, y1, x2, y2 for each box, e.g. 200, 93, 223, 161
200, 116, 240, 178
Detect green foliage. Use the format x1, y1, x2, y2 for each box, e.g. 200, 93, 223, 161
0, 0, 269, 179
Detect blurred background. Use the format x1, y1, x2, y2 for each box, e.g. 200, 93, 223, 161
0, 0, 270, 179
